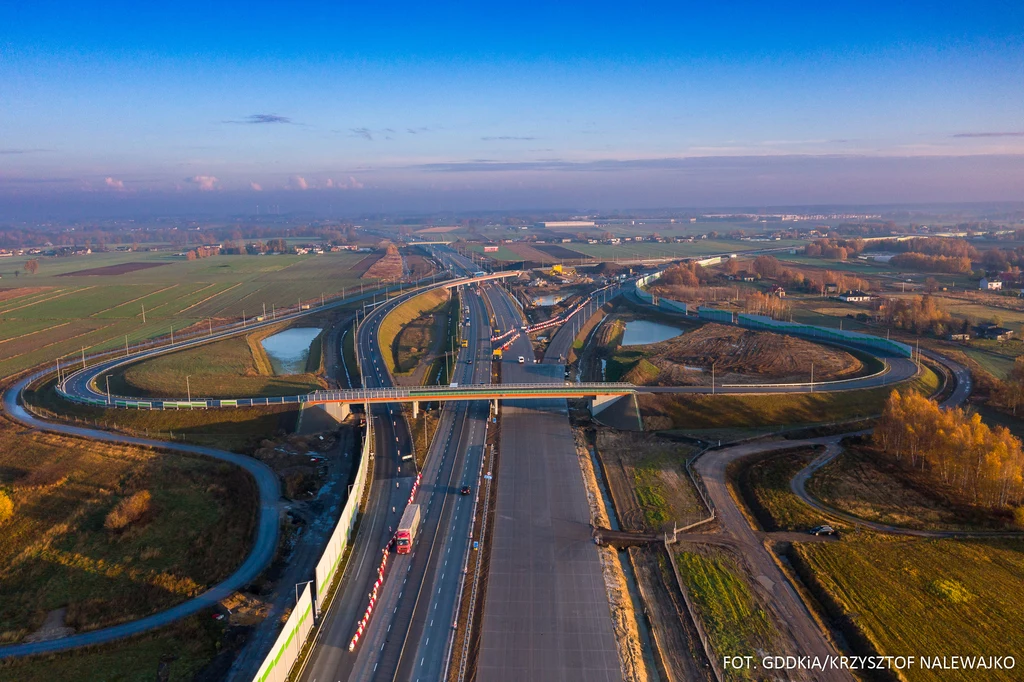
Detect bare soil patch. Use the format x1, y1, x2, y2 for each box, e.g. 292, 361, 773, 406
56, 262, 169, 277
638, 322, 863, 386
505, 242, 559, 263
0, 287, 51, 302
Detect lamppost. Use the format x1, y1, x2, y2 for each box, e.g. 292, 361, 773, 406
106, 375, 111, 405
186, 375, 191, 403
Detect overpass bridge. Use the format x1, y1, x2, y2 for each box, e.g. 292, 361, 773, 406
56, 381, 638, 419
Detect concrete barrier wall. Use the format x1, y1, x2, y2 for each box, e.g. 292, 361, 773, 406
252, 401, 373, 682
314, 414, 372, 606
253, 583, 315, 682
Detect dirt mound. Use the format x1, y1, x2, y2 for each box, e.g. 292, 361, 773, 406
643, 323, 863, 385
363, 243, 404, 279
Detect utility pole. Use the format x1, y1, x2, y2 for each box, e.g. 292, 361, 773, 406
712, 363, 715, 394
106, 375, 111, 405
209, 318, 213, 336
81, 347, 86, 370
141, 303, 146, 324
170, 326, 174, 346
186, 375, 191, 403
125, 335, 130, 357
263, 302, 267, 319
810, 362, 814, 393
56, 357, 61, 384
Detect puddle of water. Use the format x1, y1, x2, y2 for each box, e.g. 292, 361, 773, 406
261, 327, 322, 374
621, 320, 683, 346
533, 294, 566, 306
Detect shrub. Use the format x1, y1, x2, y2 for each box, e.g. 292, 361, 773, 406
0, 491, 12, 524
104, 490, 152, 531
1013, 506, 1024, 530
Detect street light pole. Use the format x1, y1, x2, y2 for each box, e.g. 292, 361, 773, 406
186, 375, 191, 403
712, 363, 716, 395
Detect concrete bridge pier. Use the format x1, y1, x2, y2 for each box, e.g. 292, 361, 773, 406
316, 401, 351, 423
412, 401, 419, 419
589, 393, 623, 416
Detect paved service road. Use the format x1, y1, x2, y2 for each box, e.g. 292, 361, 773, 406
0, 373, 282, 659
476, 285, 621, 682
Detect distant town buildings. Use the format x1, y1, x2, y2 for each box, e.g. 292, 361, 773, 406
980, 278, 1003, 291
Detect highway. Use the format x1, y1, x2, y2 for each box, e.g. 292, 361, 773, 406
296, 283, 420, 682
475, 283, 622, 682
302, 249, 495, 681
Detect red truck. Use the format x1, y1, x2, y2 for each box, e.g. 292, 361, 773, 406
395, 503, 421, 555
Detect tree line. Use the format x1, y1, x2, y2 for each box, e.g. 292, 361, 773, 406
876, 390, 1024, 508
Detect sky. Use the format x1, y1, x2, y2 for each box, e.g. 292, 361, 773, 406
2, 1, 1024, 217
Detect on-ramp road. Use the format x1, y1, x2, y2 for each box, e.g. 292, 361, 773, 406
0, 372, 282, 659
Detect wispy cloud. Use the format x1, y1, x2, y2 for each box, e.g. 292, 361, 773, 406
185, 175, 219, 191
481, 136, 537, 141
104, 176, 125, 190
0, 148, 53, 155
249, 181, 262, 191
289, 175, 309, 190
349, 127, 396, 141
224, 113, 294, 125
952, 131, 1024, 138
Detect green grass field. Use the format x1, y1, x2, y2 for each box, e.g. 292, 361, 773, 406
108, 324, 325, 400
673, 549, 773, 679
729, 442, 1024, 681
0, 251, 372, 377
793, 537, 1024, 682
0, 416, 256, 641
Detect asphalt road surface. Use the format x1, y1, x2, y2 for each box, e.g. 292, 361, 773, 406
299, 288, 420, 682
476, 284, 621, 682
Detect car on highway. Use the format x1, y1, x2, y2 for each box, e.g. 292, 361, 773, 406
460, 485, 471, 495
808, 524, 837, 536
518, 356, 525, 363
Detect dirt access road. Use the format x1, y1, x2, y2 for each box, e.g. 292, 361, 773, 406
693, 437, 856, 682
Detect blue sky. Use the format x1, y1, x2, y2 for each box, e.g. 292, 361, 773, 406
2, 1, 1023, 215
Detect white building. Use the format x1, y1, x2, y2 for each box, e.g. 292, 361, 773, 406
980, 278, 1003, 291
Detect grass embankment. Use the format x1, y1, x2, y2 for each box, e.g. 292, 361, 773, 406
378, 288, 450, 376
732, 448, 1024, 681
0, 416, 257, 642
108, 324, 326, 400
26, 379, 298, 453
641, 365, 940, 432
0, 615, 224, 682
729, 447, 823, 532
672, 549, 773, 680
